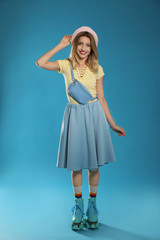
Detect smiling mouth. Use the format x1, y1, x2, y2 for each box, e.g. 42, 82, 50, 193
80, 51, 87, 55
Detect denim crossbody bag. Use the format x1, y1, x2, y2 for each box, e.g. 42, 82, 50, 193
68, 63, 98, 105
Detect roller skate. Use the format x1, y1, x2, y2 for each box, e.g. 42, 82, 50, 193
71, 197, 86, 230
85, 196, 99, 229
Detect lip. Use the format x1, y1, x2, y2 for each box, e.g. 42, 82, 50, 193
80, 51, 87, 55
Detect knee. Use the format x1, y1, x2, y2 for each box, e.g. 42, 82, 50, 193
88, 168, 99, 173
72, 169, 82, 174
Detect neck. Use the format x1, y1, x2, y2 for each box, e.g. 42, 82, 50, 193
77, 60, 88, 67
77, 55, 88, 67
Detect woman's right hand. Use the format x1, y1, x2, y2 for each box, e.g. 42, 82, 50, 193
59, 35, 72, 48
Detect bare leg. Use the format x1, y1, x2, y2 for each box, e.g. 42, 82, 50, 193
71, 169, 82, 187
88, 168, 99, 186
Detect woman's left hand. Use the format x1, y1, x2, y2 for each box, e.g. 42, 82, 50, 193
110, 124, 126, 136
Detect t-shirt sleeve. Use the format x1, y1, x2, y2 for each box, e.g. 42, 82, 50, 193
57, 59, 68, 74
96, 65, 105, 80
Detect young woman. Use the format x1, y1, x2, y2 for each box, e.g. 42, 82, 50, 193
36, 26, 126, 231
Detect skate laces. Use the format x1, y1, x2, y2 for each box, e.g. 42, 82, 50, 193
71, 202, 85, 216
86, 201, 99, 216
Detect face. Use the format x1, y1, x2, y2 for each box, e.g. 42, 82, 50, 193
76, 36, 91, 60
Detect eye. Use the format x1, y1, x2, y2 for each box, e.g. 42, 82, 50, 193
77, 42, 91, 47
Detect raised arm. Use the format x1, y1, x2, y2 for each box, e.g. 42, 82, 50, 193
36, 35, 72, 71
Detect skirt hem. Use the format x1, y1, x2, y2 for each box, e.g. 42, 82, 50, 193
56, 160, 116, 171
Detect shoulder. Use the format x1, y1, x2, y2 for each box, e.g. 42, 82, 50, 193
98, 64, 104, 71
57, 58, 70, 67
57, 58, 71, 74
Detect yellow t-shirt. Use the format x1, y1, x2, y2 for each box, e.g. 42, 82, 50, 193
57, 59, 105, 104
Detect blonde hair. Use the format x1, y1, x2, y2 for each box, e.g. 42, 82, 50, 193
66, 31, 99, 74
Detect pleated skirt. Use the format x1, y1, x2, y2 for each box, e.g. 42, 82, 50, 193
56, 99, 116, 171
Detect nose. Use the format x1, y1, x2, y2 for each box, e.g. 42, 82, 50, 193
81, 45, 86, 51
82, 46, 86, 52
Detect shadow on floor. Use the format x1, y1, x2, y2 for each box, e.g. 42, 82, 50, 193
73, 222, 158, 240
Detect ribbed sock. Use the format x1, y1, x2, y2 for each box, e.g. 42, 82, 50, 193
73, 185, 82, 198
89, 185, 98, 197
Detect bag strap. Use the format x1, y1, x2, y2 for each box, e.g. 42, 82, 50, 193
70, 62, 98, 101
70, 63, 76, 83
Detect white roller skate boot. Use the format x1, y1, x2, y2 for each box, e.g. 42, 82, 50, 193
71, 197, 86, 230
85, 196, 99, 229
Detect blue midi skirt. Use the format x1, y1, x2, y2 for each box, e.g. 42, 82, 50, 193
56, 99, 116, 171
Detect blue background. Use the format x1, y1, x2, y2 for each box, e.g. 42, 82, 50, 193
0, 0, 160, 239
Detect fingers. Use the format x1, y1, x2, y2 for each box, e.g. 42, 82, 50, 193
64, 35, 72, 38
117, 126, 126, 136
64, 35, 72, 43
116, 127, 126, 136
122, 129, 126, 136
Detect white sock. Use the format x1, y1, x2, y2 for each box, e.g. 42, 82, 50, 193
73, 185, 82, 198
89, 185, 98, 197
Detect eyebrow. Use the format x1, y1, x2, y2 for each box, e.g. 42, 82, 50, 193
78, 41, 91, 45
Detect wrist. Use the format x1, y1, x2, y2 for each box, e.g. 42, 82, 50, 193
110, 122, 116, 128
57, 42, 65, 49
